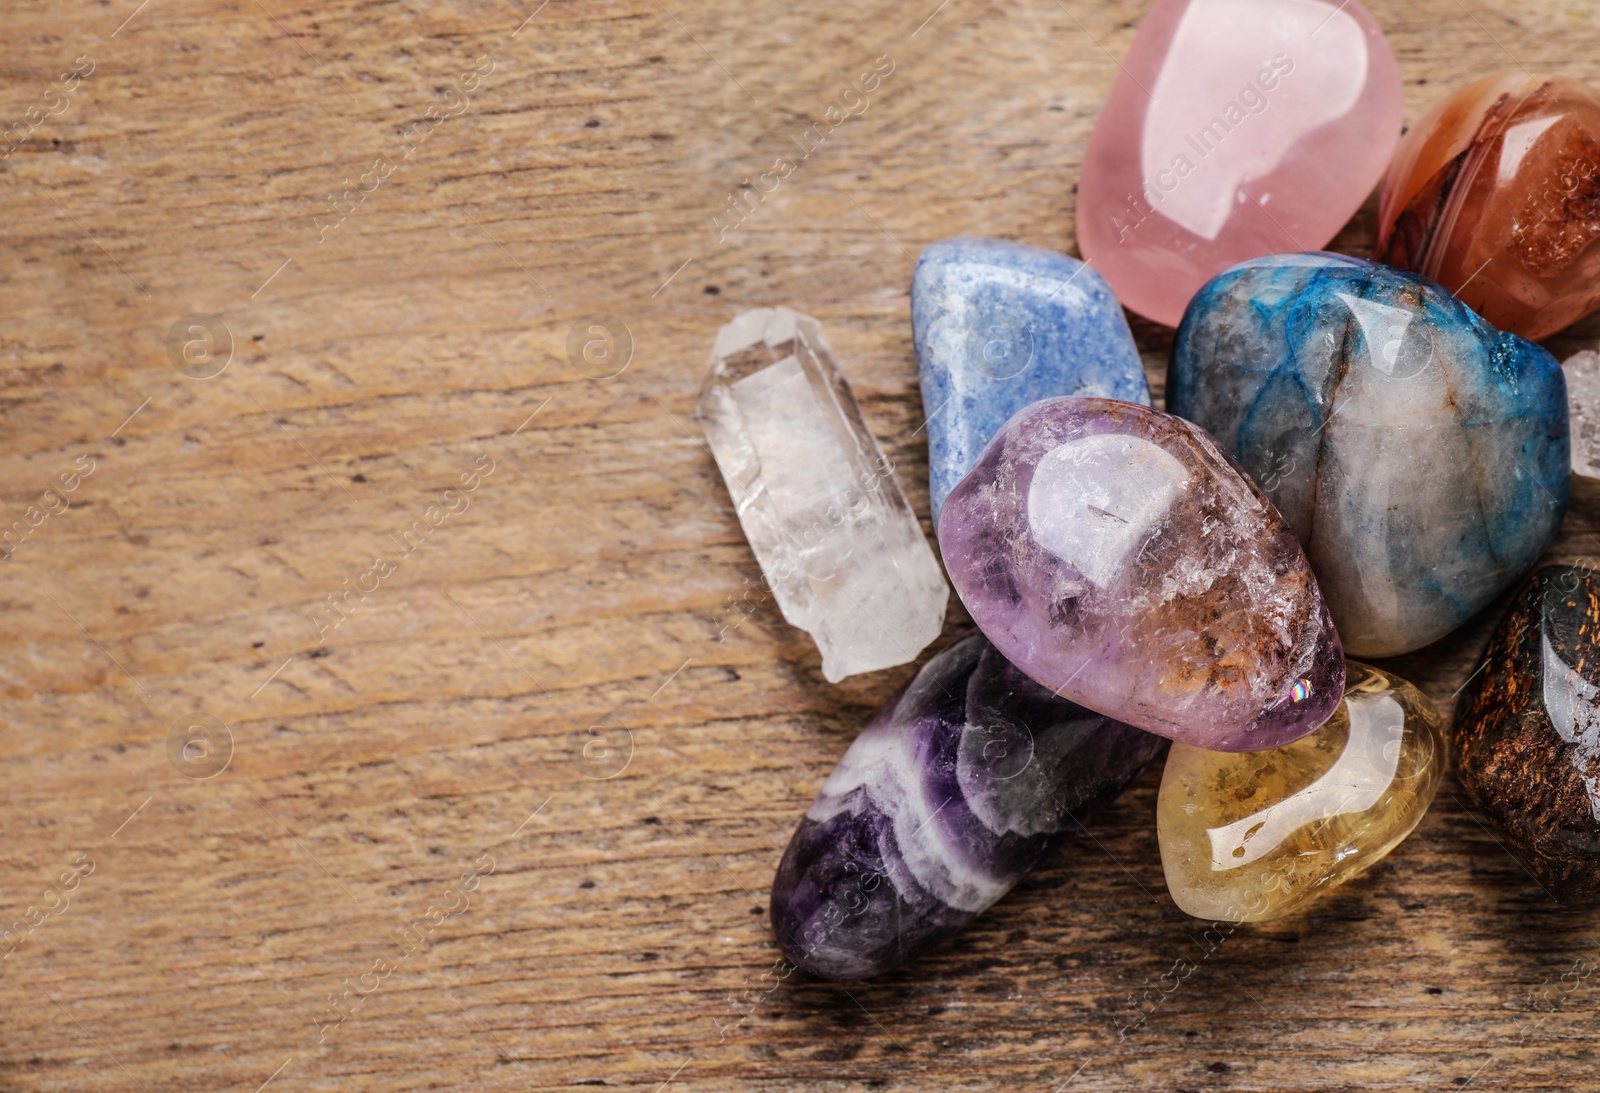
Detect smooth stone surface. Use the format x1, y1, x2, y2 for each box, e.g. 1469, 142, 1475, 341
1170, 252, 1570, 657
697, 307, 948, 682
911, 237, 1150, 521
770, 632, 1166, 979
1566, 349, 1600, 478
1159, 660, 1443, 923
1076, 0, 1403, 325
1378, 74, 1600, 341
939, 396, 1344, 751
1455, 565, 1600, 903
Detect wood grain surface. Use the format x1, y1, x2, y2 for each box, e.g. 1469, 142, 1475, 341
4, 1, 1600, 1090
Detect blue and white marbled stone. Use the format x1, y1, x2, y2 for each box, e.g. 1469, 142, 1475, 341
1168, 252, 1570, 658
769, 631, 1165, 980
912, 238, 1150, 521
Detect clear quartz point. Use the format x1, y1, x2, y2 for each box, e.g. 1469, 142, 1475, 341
697, 307, 948, 682
1566, 350, 1600, 479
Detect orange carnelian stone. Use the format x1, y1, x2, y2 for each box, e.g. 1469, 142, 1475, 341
1378, 74, 1600, 340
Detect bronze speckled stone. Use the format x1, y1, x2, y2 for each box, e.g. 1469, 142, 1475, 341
1455, 565, 1600, 902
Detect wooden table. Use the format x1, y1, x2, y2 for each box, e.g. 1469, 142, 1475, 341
4, 0, 1600, 1089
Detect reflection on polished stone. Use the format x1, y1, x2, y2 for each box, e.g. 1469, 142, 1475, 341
1456, 565, 1600, 902
1076, 0, 1403, 324
1169, 252, 1570, 657
938, 396, 1344, 752
1159, 661, 1444, 922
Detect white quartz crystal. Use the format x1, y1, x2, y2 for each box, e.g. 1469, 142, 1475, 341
1567, 349, 1600, 479
697, 307, 948, 681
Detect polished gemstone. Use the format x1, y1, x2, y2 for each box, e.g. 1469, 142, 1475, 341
1378, 75, 1600, 341
1159, 660, 1443, 922
770, 632, 1165, 979
912, 237, 1150, 520
938, 396, 1344, 751
1564, 349, 1600, 479
1076, 0, 1403, 325
698, 307, 948, 682
1455, 565, 1600, 903
1169, 253, 1570, 657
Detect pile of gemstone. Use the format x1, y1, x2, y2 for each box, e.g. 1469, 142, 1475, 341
696, 0, 1600, 980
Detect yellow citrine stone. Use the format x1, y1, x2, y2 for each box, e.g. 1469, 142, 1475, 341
1157, 660, 1444, 923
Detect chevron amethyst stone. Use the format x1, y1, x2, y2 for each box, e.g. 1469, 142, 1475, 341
770, 632, 1164, 979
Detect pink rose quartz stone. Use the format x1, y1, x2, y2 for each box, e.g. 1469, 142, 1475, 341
1076, 0, 1404, 326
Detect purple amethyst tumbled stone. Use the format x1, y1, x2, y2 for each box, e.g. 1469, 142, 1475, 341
938, 396, 1345, 752
770, 632, 1165, 979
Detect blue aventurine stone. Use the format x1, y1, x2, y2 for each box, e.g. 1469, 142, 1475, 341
1168, 252, 1570, 658
912, 237, 1150, 520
